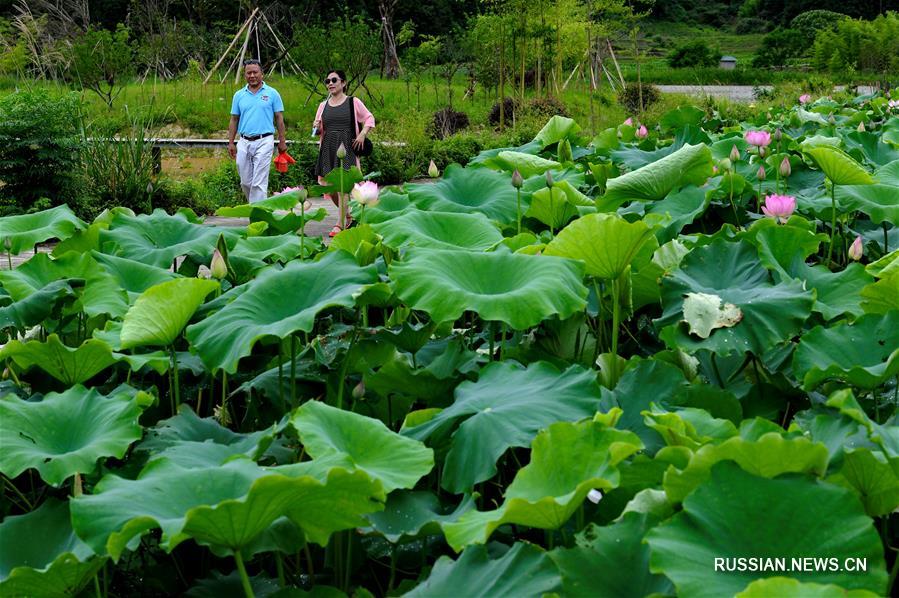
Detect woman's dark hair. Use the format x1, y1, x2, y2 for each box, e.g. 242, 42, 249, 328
326, 69, 347, 81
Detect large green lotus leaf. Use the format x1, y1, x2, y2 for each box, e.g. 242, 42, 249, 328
786, 262, 871, 321
186, 251, 377, 374
657, 239, 814, 356
309, 165, 364, 195
804, 146, 874, 185
825, 390, 899, 460
792, 312, 899, 390
534, 115, 581, 148
138, 406, 274, 468
842, 131, 899, 167
403, 361, 603, 493
442, 419, 642, 551
660, 105, 706, 131
866, 249, 899, 279
233, 206, 328, 236
185, 571, 282, 598
544, 213, 657, 280
860, 272, 899, 314
0, 499, 105, 598
826, 448, 899, 517
405, 164, 525, 224
99, 209, 238, 268
228, 234, 304, 264
647, 463, 887, 597
70, 458, 384, 559
405, 542, 561, 598
662, 432, 830, 503
640, 185, 709, 243
389, 248, 587, 329
290, 401, 433, 493
372, 210, 502, 251
737, 578, 879, 598
0, 334, 117, 385
747, 219, 827, 276
0, 205, 85, 255
214, 190, 301, 217
0, 251, 90, 301
494, 151, 560, 178
642, 406, 738, 451
120, 278, 219, 350
525, 186, 580, 231
601, 143, 714, 209
91, 251, 179, 299
835, 184, 899, 225
549, 513, 672, 598
876, 159, 899, 185
0, 385, 147, 486
364, 491, 476, 542
0, 280, 75, 331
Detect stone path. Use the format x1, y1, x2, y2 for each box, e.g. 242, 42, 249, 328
1, 196, 342, 270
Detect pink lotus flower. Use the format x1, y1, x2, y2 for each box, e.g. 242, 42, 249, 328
623, 117, 633, 126
761, 194, 796, 223
351, 181, 379, 206
889, 100, 899, 109
849, 236, 863, 261
636, 125, 648, 139
799, 94, 811, 104
744, 130, 772, 147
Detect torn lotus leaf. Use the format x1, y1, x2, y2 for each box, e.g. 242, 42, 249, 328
681, 292, 743, 338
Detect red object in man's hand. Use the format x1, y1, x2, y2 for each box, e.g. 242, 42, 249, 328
274, 151, 296, 173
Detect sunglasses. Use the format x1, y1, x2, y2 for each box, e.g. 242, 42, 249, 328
324, 77, 341, 84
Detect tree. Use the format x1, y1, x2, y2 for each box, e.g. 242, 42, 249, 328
69, 24, 134, 108
378, 0, 401, 78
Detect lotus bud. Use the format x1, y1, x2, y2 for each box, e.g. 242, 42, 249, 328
766, 111, 772, 121
799, 94, 811, 104
857, 121, 866, 132
623, 117, 633, 126
718, 158, 733, 173
828, 115, 836, 125
635, 125, 648, 139
428, 159, 439, 178
757, 165, 766, 181
545, 170, 554, 189
210, 248, 227, 280
557, 138, 573, 163
336, 143, 347, 159
511, 169, 523, 189
849, 236, 863, 261
758, 146, 767, 158
774, 128, 782, 142
730, 145, 741, 162
587, 489, 603, 504
352, 380, 366, 400
146, 181, 154, 195
3, 237, 10, 251
779, 156, 791, 178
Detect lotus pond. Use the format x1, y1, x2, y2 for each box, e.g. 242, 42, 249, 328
1, 94, 898, 598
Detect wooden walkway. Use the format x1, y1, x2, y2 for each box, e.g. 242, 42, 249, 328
2, 196, 341, 270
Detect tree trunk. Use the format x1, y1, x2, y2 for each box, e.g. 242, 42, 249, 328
379, 1, 401, 79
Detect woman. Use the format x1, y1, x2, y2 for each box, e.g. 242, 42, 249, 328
313, 70, 375, 236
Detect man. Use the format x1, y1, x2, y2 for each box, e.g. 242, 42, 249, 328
228, 59, 287, 203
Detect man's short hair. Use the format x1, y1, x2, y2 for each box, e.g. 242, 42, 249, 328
243, 59, 262, 67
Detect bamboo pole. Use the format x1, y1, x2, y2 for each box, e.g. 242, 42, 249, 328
234, 18, 253, 85
204, 8, 258, 84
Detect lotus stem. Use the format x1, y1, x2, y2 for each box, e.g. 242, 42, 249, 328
299, 200, 306, 258
343, 529, 353, 591
290, 334, 297, 408
500, 322, 507, 360
388, 546, 398, 591
610, 277, 621, 387
516, 189, 522, 234
73, 473, 83, 497
592, 280, 605, 368
336, 327, 359, 410
233, 551, 255, 598
169, 345, 180, 411
94, 575, 102, 598
728, 176, 739, 227
275, 553, 285, 587
489, 321, 496, 361
826, 181, 838, 268
338, 168, 346, 229
884, 222, 889, 253
278, 346, 284, 408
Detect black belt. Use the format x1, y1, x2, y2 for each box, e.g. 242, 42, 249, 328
241, 132, 273, 141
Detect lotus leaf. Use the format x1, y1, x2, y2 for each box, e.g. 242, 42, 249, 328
662, 432, 830, 503
405, 164, 526, 223
737, 578, 879, 598
602, 143, 714, 209
826, 448, 899, 517
70, 458, 384, 559
0, 385, 147, 485
534, 115, 581, 147
403, 361, 603, 493
0, 499, 105, 598
289, 401, 433, 493
363, 491, 476, 542
186, 571, 282, 598
660, 105, 705, 130
0, 334, 118, 385
442, 419, 642, 550
214, 191, 301, 217
121, 278, 219, 350
389, 248, 587, 329
876, 159, 899, 185
0, 280, 75, 331
186, 251, 377, 374
834, 184, 899, 225
100, 209, 238, 268
784, 262, 871, 321
525, 186, 580, 230
550, 513, 672, 598
0, 205, 85, 255
792, 312, 899, 390
657, 239, 814, 356
843, 131, 899, 167
542, 213, 657, 281
647, 463, 887, 597
804, 146, 874, 185
860, 273, 899, 314
494, 151, 560, 177
91, 251, 179, 299
406, 542, 560, 598
643, 406, 738, 450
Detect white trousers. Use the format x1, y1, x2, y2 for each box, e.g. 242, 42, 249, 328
236, 137, 274, 203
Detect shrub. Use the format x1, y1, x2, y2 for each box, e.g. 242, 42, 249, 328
69, 25, 134, 108
0, 90, 83, 214
617, 83, 661, 114
812, 13, 899, 77
524, 97, 568, 120
751, 28, 804, 68
488, 97, 517, 126
428, 108, 470, 140
667, 40, 720, 69
790, 10, 848, 48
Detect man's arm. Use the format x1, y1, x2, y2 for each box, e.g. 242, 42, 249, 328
228, 115, 239, 159
275, 112, 287, 154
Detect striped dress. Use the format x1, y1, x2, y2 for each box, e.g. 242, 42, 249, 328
315, 98, 357, 177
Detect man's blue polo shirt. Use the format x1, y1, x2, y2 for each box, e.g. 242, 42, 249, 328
230, 82, 284, 136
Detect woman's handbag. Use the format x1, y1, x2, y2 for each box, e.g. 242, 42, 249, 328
350, 96, 374, 157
